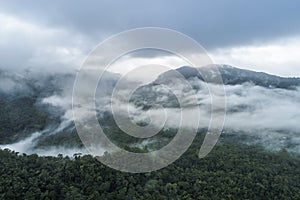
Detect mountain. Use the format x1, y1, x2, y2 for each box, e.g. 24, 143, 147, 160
131, 64, 300, 109
0, 70, 74, 144
1, 65, 300, 155
157, 65, 300, 89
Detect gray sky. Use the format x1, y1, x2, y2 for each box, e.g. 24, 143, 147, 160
0, 0, 300, 76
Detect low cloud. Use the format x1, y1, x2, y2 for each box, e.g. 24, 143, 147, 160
106, 77, 300, 153
1, 66, 300, 155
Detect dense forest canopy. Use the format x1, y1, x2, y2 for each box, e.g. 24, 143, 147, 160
1, 135, 300, 199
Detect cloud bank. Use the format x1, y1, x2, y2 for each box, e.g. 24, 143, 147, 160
1, 1, 300, 76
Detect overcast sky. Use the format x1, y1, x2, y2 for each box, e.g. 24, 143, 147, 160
0, 0, 300, 76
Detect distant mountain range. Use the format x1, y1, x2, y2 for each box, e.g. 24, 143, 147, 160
0, 65, 299, 154
131, 65, 300, 109
159, 65, 300, 88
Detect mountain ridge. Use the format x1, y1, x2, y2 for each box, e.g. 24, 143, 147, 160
157, 64, 300, 89
1, 65, 300, 154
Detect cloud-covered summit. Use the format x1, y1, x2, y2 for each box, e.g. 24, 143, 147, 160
1, 65, 300, 155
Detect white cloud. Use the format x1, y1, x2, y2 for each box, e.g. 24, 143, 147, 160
107, 54, 190, 82
1, 11, 299, 78
0, 13, 88, 72
210, 36, 300, 77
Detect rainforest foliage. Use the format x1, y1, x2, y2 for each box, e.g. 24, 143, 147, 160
0, 136, 300, 200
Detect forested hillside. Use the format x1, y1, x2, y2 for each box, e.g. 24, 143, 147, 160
1, 136, 299, 199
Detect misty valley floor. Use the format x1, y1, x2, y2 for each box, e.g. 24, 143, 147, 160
0, 137, 300, 200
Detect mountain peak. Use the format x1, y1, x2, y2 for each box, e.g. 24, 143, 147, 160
157, 64, 300, 89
